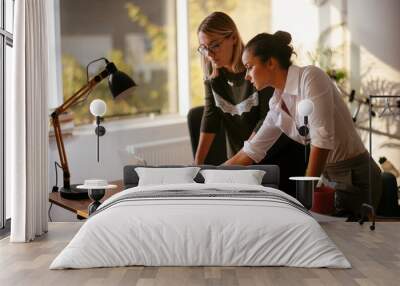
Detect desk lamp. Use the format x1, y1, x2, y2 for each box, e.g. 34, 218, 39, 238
51, 57, 136, 199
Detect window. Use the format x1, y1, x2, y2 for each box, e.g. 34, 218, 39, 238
1, 0, 14, 230
59, 0, 178, 126
5, 0, 13, 33
188, 0, 271, 106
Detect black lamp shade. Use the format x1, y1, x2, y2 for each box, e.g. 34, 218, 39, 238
108, 70, 137, 98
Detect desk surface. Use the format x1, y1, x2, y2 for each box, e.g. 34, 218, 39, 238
49, 180, 124, 219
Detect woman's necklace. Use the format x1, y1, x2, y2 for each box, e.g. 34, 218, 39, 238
222, 68, 244, 87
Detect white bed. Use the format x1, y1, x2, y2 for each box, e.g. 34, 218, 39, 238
50, 182, 351, 269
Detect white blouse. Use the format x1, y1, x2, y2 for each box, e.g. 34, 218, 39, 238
243, 65, 366, 164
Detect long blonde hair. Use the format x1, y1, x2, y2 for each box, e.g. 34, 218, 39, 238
197, 12, 245, 80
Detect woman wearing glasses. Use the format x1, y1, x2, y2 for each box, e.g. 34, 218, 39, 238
195, 12, 306, 196
225, 31, 382, 217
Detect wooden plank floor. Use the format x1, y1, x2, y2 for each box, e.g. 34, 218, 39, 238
0, 222, 399, 286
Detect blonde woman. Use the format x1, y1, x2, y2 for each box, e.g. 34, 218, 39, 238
195, 12, 306, 196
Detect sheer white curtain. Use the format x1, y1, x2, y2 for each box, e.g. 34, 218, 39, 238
8, 0, 49, 242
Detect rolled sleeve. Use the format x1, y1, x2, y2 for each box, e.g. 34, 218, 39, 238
243, 114, 282, 163
303, 67, 335, 150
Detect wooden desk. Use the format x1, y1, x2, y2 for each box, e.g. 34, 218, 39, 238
49, 180, 124, 219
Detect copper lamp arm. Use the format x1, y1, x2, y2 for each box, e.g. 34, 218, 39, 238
51, 66, 111, 189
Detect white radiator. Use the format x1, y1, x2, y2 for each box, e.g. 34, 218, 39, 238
122, 136, 193, 166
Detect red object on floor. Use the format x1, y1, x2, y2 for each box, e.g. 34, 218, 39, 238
311, 186, 335, 215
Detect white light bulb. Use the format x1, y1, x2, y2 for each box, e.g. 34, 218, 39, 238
297, 99, 314, 117
89, 99, 107, 117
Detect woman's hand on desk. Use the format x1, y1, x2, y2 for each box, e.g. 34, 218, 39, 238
223, 150, 254, 166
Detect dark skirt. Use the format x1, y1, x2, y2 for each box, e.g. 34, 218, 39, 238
323, 151, 382, 215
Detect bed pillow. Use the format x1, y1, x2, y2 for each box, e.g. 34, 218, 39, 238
200, 169, 266, 185
135, 167, 201, 186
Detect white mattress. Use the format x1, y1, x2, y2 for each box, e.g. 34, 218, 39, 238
50, 183, 351, 269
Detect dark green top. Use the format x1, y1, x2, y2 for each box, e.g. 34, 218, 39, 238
200, 68, 274, 157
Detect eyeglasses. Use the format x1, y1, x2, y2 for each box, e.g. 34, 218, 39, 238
197, 35, 230, 55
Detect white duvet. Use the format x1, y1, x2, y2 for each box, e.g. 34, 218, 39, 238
50, 183, 351, 269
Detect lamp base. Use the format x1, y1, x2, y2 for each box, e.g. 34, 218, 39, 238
60, 184, 89, 200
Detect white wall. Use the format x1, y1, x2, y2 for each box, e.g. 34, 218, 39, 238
271, 0, 319, 65
48, 116, 192, 221
346, 0, 400, 181
348, 0, 400, 75
271, 0, 400, 180
271, 0, 347, 67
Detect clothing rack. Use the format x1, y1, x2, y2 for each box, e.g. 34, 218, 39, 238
337, 85, 400, 122
359, 95, 400, 230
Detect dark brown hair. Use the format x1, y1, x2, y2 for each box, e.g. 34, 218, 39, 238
245, 31, 295, 69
